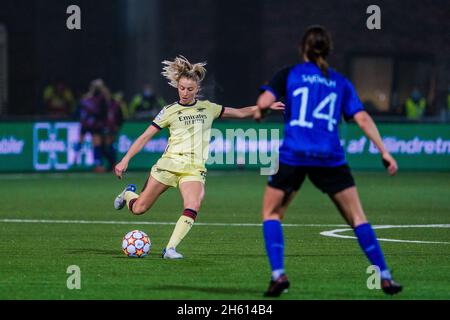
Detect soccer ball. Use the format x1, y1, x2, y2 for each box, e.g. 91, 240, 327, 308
122, 230, 151, 258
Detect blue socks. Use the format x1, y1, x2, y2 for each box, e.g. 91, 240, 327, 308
354, 223, 391, 279
263, 220, 285, 279
263, 220, 392, 281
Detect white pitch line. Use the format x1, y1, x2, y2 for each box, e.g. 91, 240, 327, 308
1, 219, 449, 244
320, 225, 450, 244
0, 218, 347, 228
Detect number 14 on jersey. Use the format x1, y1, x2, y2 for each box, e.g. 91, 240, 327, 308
289, 87, 338, 132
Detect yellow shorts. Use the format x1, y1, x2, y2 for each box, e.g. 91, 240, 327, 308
150, 164, 206, 188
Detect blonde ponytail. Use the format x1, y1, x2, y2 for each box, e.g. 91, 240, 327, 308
161, 55, 207, 88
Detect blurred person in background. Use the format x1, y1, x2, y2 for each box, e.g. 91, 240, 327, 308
76, 79, 110, 172
113, 91, 130, 120
43, 80, 76, 119
129, 83, 167, 119
405, 87, 426, 120
103, 92, 126, 172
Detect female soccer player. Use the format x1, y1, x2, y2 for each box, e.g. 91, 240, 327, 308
113, 55, 283, 259
255, 26, 402, 297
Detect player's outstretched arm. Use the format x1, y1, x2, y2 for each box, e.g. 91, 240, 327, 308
353, 111, 398, 176
254, 91, 278, 121
114, 124, 160, 179
222, 101, 284, 119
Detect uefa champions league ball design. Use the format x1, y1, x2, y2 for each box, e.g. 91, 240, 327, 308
122, 230, 151, 257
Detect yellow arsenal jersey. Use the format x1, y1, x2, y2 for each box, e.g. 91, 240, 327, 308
151, 100, 224, 172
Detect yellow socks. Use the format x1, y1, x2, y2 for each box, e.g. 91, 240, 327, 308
166, 209, 197, 249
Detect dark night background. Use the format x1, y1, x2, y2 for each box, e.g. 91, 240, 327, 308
0, 0, 449, 119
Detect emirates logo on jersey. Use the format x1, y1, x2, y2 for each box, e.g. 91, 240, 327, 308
179, 114, 208, 125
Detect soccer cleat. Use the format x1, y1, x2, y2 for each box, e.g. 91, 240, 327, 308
114, 184, 136, 210
162, 247, 184, 259
264, 274, 290, 297
381, 278, 403, 295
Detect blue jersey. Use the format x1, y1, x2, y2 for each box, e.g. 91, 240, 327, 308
262, 62, 364, 167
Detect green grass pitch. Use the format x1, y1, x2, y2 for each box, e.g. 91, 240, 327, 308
0, 170, 449, 300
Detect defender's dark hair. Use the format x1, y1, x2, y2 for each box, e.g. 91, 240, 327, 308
300, 25, 333, 77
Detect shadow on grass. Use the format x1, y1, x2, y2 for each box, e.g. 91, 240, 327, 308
145, 284, 261, 295
66, 248, 119, 256
66, 248, 166, 259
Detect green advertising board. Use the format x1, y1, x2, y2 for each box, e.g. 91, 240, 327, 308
340, 123, 450, 170
0, 122, 94, 172
0, 122, 33, 171
0, 121, 449, 172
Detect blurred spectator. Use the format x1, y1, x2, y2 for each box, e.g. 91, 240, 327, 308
103, 92, 126, 171
129, 83, 166, 119
76, 79, 110, 172
405, 87, 426, 120
43, 80, 76, 118
113, 91, 129, 120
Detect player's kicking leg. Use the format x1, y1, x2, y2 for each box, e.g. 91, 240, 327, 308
114, 175, 170, 215
331, 186, 403, 295
162, 180, 204, 259
114, 184, 137, 210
